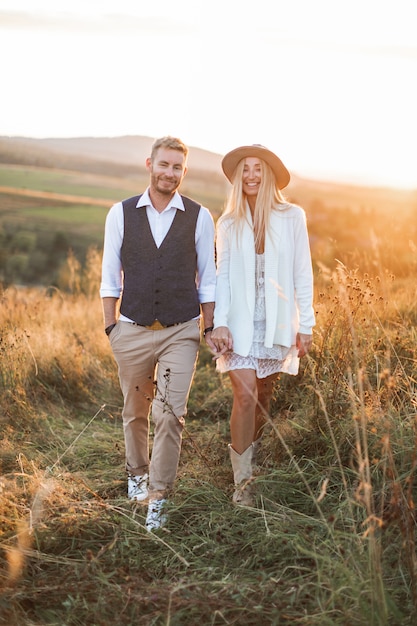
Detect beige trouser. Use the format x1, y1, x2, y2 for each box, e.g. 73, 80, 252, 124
109, 319, 200, 492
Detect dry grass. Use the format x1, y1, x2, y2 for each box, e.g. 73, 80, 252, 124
1, 250, 417, 625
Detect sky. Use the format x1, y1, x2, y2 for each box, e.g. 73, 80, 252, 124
0, 0, 416, 189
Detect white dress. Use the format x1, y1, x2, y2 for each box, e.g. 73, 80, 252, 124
216, 254, 298, 378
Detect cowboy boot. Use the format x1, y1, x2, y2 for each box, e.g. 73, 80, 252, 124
228, 443, 254, 506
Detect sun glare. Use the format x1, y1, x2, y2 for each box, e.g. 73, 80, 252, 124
0, 0, 416, 189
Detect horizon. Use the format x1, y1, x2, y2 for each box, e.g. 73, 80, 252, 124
2, 133, 416, 193
1, 0, 416, 190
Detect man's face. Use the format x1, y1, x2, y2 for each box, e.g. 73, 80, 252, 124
146, 147, 187, 196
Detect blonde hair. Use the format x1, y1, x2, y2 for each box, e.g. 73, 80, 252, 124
220, 158, 287, 251
151, 136, 189, 161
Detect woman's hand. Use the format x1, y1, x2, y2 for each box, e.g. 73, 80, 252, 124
296, 332, 312, 358
210, 326, 233, 358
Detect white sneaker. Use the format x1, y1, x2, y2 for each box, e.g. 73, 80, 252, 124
145, 498, 167, 532
127, 473, 149, 502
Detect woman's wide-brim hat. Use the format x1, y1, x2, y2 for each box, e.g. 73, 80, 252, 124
221, 144, 290, 189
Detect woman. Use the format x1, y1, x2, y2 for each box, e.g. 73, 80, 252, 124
209, 144, 315, 506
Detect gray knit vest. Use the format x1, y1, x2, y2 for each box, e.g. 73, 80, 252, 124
120, 194, 201, 326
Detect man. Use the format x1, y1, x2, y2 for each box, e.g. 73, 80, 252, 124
100, 136, 216, 531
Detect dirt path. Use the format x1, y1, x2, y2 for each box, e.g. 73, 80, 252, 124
0, 185, 112, 207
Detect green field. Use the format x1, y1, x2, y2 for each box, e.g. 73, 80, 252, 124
0, 164, 143, 200
0, 165, 141, 254
0, 192, 107, 225
0, 172, 109, 286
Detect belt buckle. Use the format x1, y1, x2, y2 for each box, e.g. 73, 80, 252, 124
146, 319, 165, 331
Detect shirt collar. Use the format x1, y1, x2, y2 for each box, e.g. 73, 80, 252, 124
136, 188, 185, 212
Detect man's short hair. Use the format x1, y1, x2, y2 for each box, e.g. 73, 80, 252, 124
151, 136, 189, 161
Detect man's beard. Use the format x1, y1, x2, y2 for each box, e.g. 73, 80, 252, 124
152, 174, 178, 195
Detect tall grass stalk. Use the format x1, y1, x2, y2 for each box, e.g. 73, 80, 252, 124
311, 262, 417, 624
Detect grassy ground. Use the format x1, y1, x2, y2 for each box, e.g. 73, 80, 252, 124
0, 253, 416, 624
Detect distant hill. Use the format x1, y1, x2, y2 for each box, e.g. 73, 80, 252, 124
0, 135, 223, 179
38, 136, 224, 172
0, 135, 416, 215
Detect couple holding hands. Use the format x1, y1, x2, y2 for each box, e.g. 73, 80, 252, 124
100, 136, 315, 531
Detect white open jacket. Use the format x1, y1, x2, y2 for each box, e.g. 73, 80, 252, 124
213, 203, 315, 357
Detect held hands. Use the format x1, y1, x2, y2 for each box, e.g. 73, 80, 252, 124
296, 332, 313, 358
206, 326, 233, 359
206, 328, 311, 359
